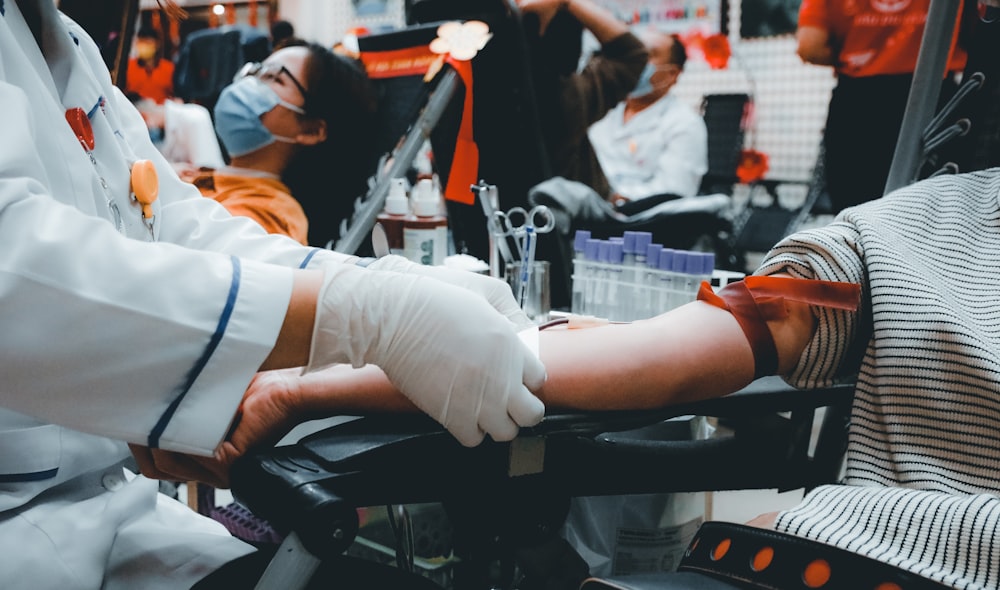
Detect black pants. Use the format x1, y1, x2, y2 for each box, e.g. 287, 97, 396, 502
823, 73, 959, 213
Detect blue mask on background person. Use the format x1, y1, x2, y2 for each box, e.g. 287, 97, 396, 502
628, 62, 657, 99
214, 76, 305, 157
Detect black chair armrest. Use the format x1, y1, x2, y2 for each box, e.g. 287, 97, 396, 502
230, 376, 854, 560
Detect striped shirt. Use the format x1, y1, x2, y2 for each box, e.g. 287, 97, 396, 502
758, 168, 1000, 589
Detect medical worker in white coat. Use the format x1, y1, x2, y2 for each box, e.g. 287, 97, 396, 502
0, 1, 546, 588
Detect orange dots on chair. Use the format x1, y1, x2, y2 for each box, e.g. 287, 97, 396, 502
711, 538, 731, 561
751, 546, 774, 571
803, 558, 831, 587
874, 584, 902, 590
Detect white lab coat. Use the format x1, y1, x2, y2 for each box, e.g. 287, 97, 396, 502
0, 2, 349, 588
588, 93, 708, 200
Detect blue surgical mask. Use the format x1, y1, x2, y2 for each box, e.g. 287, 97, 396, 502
628, 62, 657, 99
213, 76, 305, 157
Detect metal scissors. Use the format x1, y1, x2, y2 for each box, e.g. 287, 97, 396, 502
491, 205, 555, 309
491, 205, 555, 258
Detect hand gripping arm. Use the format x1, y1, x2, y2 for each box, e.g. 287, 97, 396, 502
306, 263, 546, 446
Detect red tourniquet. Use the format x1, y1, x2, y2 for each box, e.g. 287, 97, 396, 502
697, 276, 861, 378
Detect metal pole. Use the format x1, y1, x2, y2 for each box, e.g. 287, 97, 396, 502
883, 0, 962, 194
334, 69, 461, 255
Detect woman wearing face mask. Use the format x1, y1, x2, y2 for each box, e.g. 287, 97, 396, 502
198, 41, 378, 247
126, 26, 175, 105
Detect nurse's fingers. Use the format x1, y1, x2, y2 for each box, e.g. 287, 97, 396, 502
128, 443, 230, 488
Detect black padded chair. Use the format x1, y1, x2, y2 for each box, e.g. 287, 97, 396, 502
230, 376, 856, 590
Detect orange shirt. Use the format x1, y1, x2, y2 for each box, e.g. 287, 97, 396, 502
798, 0, 966, 78
200, 171, 310, 246
126, 58, 175, 104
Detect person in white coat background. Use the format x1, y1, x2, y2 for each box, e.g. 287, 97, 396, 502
588, 28, 708, 207
0, 1, 547, 588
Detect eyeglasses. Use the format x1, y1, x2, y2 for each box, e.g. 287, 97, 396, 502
235, 61, 309, 102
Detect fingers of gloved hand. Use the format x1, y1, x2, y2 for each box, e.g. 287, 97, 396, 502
368, 255, 533, 328
475, 392, 522, 442
507, 385, 546, 427
373, 277, 538, 446
520, 344, 548, 391
482, 275, 533, 328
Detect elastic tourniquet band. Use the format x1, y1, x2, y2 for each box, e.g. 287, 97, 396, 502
697, 276, 861, 378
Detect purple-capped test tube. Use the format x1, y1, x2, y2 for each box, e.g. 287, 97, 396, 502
656, 248, 676, 313
571, 230, 592, 314
607, 240, 625, 320
575, 238, 603, 315
574, 230, 591, 259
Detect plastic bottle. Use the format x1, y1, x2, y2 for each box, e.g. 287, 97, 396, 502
403, 178, 448, 266
376, 178, 409, 256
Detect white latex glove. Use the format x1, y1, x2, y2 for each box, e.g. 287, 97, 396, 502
307, 263, 547, 446
367, 254, 532, 328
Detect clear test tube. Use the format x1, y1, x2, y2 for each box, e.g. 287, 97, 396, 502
622, 231, 639, 267
571, 230, 591, 314
657, 248, 675, 313
631, 232, 653, 320
606, 240, 625, 321
637, 242, 662, 320
594, 240, 611, 319
679, 251, 702, 306
582, 238, 602, 316
697, 251, 716, 291
670, 250, 692, 310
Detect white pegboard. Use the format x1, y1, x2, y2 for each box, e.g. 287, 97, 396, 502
671, 35, 837, 184
280, 0, 406, 49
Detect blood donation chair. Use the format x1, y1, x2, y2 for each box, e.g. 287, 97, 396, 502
230, 376, 857, 590
227, 1, 1000, 589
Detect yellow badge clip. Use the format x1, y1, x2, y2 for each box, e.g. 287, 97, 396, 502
130, 159, 159, 221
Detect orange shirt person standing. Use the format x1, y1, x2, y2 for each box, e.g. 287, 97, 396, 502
126, 26, 175, 104
797, 0, 968, 213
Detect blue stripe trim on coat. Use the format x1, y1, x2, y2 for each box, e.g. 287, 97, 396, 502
299, 248, 321, 269
148, 256, 242, 448
0, 468, 58, 483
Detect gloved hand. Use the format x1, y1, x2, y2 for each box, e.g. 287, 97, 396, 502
307, 263, 547, 446
367, 254, 532, 328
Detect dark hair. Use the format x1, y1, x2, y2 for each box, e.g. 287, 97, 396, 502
271, 20, 295, 43
668, 33, 687, 69
281, 42, 379, 248
136, 26, 160, 41
524, 10, 584, 77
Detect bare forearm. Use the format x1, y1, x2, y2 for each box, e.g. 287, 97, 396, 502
797, 26, 835, 66
291, 364, 418, 415
260, 269, 324, 371
275, 292, 815, 415
537, 302, 755, 409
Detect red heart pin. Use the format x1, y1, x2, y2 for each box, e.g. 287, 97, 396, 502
65, 107, 95, 151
